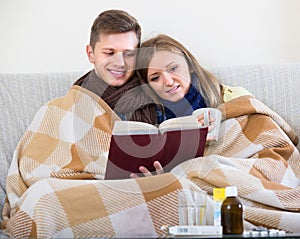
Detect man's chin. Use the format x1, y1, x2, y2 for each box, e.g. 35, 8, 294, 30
110, 78, 129, 88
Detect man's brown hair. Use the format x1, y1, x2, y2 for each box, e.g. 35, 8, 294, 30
89, 9, 142, 49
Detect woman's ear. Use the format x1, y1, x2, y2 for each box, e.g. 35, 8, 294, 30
86, 45, 95, 63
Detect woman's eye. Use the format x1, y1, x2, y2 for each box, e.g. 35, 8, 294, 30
168, 65, 178, 73
149, 76, 159, 82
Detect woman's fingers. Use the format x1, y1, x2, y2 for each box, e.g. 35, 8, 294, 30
198, 112, 216, 127
130, 161, 164, 178
154, 161, 164, 175
130, 173, 139, 178
139, 166, 153, 177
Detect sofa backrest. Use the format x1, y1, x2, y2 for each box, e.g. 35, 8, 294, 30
210, 63, 300, 150
0, 63, 299, 223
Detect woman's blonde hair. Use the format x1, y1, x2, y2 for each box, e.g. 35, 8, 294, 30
136, 34, 223, 108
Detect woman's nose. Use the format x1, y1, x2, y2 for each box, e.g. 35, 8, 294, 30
162, 72, 174, 86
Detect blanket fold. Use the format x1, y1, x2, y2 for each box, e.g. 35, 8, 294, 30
2, 88, 300, 238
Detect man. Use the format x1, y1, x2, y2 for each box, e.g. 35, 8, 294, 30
4, 10, 159, 200
74, 9, 157, 123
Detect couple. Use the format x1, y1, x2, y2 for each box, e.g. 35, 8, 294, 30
73, 9, 250, 176
3, 9, 300, 238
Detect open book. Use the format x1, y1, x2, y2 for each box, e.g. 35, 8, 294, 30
105, 108, 222, 180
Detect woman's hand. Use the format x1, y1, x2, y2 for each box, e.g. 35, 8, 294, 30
130, 161, 164, 178
196, 111, 217, 141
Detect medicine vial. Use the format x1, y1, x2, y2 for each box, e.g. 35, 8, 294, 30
213, 188, 226, 226
221, 186, 243, 234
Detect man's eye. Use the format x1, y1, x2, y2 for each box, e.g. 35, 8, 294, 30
103, 51, 114, 56
123, 51, 136, 58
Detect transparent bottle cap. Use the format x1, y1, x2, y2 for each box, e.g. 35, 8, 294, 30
225, 186, 238, 197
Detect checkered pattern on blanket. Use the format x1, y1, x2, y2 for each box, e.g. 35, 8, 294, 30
2, 86, 300, 238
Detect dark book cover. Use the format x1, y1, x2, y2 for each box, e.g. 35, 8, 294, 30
105, 127, 208, 180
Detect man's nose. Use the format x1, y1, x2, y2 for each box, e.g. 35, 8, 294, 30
113, 52, 125, 66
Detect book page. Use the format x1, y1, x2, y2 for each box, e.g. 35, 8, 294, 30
112, 120, 159, 135
158, 115, 201, 134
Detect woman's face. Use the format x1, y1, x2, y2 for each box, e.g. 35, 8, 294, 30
147, 50, 191, 102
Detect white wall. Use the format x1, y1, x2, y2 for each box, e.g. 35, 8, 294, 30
0, 0, 299, 73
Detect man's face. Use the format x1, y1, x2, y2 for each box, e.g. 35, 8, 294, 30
86, 31, 139, 87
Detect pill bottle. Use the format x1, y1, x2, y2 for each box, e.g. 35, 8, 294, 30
221, 186, 243, 234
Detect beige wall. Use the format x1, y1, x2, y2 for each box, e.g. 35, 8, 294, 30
0, 0, 299, 73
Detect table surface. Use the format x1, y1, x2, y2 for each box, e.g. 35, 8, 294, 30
166, 233, 300, 239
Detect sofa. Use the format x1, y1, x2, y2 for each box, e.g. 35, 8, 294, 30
0, 63, 299, 236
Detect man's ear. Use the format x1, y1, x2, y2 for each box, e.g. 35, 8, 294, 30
86, 45, 95, 63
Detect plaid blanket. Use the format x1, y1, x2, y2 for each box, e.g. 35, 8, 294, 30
2, 86, 300, 238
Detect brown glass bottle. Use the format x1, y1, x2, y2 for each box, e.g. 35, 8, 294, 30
221, 186, 243, 235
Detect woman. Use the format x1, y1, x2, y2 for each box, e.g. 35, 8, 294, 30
136, 34, 224, 123
132, 35, 300, 235
134, 34, 251, 176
